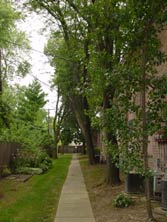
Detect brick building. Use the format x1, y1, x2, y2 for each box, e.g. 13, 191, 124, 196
127, 28, 167, 172
97, 28, 167, 173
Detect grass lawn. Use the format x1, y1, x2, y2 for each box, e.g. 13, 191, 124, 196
0, 154, 72, 222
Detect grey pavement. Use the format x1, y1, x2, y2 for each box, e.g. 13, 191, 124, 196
54, 154, 96, 222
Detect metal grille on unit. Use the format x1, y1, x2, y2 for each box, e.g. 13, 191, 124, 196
153, 170, 164, 200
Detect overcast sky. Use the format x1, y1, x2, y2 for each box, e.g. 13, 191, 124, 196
15, 11, 56, 115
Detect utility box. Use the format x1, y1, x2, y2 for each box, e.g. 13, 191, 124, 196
125, 173, 145, 193
125, 173, 153, 195
161, 173, 167, 210
153, 171, 164, 200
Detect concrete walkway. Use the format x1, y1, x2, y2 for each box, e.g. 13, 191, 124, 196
54, 154, 95, 222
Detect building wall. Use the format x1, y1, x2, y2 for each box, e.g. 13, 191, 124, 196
147, 28, 167, 171
127, 28, 167, 172
96, 28, 167, 170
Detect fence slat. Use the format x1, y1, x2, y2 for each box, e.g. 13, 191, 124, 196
0, 142, 21, 167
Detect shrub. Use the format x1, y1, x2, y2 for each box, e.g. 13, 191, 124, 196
113, 193, 132, 208
11, 149, 52, 174
39, 163, 49, 173
2, 167, 11, 177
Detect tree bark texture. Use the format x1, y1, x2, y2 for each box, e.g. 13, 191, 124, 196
103, 93, 121, 185
53, 130, 58, 159
71, 96, 95, 164
106, 153, 120, 185
82, 140, 86, 155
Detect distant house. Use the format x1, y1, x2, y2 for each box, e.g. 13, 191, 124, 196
58, 141, 83, 153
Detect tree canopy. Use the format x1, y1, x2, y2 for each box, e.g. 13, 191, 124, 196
0, 1, 166, 219
27, 1, 167, 220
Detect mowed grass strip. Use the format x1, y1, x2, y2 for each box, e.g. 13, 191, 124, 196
0, 154, 72, 222
79, 154, 106, 187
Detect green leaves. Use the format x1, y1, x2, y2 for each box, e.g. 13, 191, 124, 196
0, 81, 48, 150
17, 80, 47, 123
0, 0, 20, 48
113, 193, 132, 208
28, 0, 167, 176
17, 60, 31, 77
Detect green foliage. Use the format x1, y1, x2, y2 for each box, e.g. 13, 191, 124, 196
113, 193, 132, 208
0, 81, 48, 153
1, 167, 11, 177
0, 95, 11, 128
60, 108, 84, 145
40, 134, 54, 148
0, 0, 30, 82
0, 122, 46, 150
29, 0, 167, 178
11, 149, 52, 174
2, 31, 30, 81
17, 80, 47, 123
0, 0, 20, 48
16, 60, 31, 77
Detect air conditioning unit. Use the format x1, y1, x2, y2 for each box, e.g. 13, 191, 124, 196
153, 171, 164, 200
125, 173, 145, 194
161, 173, 167, 210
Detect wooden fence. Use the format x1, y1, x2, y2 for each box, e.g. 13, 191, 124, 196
0, 142, 21, 175
58, 145, 83, 153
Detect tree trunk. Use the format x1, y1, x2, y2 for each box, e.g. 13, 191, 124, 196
84, 119, 95, 164
61, 144, 64, 155
106, 153, 120, 185
71, 96, 95, 164
52, 90, 60, 159
52, 130, 58, 159
103, 94, 121, 185
82, 140, 86, 154
141, 47, 154, 221
105, 131, 121, 185
76, 110, 95, 164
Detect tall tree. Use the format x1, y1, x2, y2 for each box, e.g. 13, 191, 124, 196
0, 0, 30, 129
17, 80, 47, 124
106, 1, 167, 220
27, 1, 167, 198
86, 0, 122, 184
37, 1, 96, 164
52, 88, 65, 159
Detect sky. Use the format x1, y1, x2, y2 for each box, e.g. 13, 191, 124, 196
14, 11, 56, 116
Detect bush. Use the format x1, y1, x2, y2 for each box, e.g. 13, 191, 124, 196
113, 193, 132, 208
38, 152, 52, 169
2, 167, 11, 177
11, 149, 52, 174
